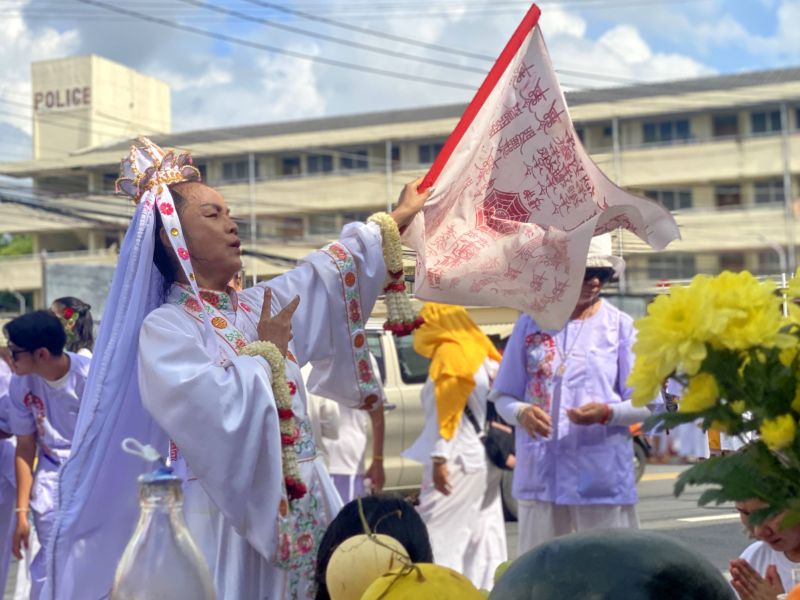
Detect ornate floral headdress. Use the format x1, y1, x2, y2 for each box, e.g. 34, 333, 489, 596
116, 137, 201, 203
114, 138, 206, 298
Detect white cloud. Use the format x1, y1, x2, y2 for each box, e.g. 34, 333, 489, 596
0, 0, 720, 148
598, 25, 653, 64
540, 7, 587, 39
0, 0, 78, 160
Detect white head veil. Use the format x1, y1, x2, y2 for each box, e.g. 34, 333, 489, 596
44, 138, 217, 599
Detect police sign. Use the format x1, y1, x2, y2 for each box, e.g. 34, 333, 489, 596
34, 87, 91, 112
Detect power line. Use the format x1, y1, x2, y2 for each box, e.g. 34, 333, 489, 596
238, 0, 495, 62
72, 0, 477, 91
174, 0, 485, 75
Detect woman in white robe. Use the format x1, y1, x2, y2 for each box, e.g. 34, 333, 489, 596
44, 139, 429, 600
405, 303, 507, 590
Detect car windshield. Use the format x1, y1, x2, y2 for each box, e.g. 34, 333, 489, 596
394, 335, 431, 384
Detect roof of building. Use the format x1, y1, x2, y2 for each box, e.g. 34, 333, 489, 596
82, 65, 800, 154
2, 64, 800, 177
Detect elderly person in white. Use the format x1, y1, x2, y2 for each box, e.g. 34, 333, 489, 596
44, 139, 429, 600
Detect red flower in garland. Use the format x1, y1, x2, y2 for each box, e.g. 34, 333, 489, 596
62, 307, 75, 319
287, 381, 297, 396
285, 477, 307, 501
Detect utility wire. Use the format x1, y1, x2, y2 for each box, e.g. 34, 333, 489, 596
175, 0, 485, 75
72, 0, 477, 91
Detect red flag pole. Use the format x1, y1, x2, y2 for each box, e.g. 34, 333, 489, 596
418, 3, 542, 192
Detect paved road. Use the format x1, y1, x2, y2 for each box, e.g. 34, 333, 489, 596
504, 463, 748, 573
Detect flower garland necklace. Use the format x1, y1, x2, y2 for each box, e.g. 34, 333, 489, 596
239, 341, 307, 502
367, 212, 424, 336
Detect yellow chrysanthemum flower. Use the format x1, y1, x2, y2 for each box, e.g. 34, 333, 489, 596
709, 272, 787, 350
679, 373, 720, 413
792, 387, 800, 414
628, 356, 665, 407
760, 414, 797, 451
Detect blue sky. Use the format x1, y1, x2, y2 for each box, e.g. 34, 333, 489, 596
1, 0, 799, 160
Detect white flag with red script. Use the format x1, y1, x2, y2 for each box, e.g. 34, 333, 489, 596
404, 4, 680, 329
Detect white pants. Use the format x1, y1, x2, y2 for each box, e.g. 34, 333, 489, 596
462, 465, 508, 590
517, 499, 639, 555
416, 462, 487, 585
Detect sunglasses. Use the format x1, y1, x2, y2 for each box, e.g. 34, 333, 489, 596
584, 268, 614, 283
6, 343, 31, 362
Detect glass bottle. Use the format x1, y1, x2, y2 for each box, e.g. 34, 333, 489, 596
111, 467, 216, 600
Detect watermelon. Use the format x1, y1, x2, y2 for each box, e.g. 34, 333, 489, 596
490, 529, 735, 599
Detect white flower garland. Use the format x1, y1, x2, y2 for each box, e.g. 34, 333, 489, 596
239, 341, 307, 502
367, 212, 424, 336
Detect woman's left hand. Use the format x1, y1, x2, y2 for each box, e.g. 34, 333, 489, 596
730, 559, 783, 600
567, 402, 610, 426
389, 176, 433, 229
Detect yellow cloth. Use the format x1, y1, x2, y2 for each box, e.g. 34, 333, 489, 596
413, 303, 502, 441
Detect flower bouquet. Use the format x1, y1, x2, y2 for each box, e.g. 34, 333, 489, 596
629, 270, 800, 525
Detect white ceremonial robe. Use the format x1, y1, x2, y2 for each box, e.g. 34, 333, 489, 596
138, 222, 385, 600
406, 360, 507, 589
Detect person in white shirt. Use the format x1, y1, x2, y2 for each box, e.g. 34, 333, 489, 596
305, 354, 386, 503
730, 497, 800, 599
4, 310, 90, 600
404, 303, 507, 590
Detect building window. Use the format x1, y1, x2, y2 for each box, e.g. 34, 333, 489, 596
342, 210, 371, 224
307, 154, 333, 174
751, 110, 781, 135
758, 249, 784, 275
222, 159, 258, 182
308, 213, 339, 235
195, 163, 207, 181
642, 118, 690, 144
391, 146, 401, 169
719, 252, 745, 273
102, 172, 117, 192
754, 179, 784, 204
644, 189, 692, 211
340, 149, 368, 171
418, 143, 444, 164
715, 184, 741, 208
712, 114, 739, 137
280, 156, 301, 176
647, 254, 696, 280
575, 128, 585, 143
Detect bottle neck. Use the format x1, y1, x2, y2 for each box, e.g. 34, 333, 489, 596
138, 480, 183, 514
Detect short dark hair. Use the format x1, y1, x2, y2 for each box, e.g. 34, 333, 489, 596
4, 310, 67, 356
314, 494, 433, 600
52, 296, 94, 353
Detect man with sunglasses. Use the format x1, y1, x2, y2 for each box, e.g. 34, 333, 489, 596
3, 310, 90, 600
491, 234, 663, 555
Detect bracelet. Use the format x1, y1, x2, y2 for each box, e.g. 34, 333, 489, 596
371, 455, 384, 461
14, 508, 29, 513
431, 456, 447, 465
599, 404, 612, 426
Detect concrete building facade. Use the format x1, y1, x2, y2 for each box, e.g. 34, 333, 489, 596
1, 55, 799, 310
